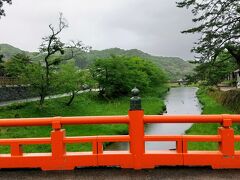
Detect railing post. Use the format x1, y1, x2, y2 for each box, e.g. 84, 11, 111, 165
11, 143, 23, 156
51, 118, 66, 160
218, 116, 234, 157
129, 88, 145, 169
176, 138, 183, 153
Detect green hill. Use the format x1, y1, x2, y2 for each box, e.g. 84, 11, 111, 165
0, 44, 28, 60
0, 44, 194, 80
81, 48, 195, 80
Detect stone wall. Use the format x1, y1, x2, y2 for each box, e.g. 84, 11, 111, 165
0, 86, 37, 102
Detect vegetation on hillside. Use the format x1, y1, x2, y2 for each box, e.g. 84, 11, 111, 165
0, 44, 29, 60
84, 48, 195, 81
0, 44, 195, 81
4, 53, 31, 77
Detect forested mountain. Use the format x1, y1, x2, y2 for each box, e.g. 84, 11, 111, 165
82, 48, 195, 80
0, 44, 194, 80
0, 44, 30, 60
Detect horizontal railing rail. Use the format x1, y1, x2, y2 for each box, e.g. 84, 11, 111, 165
0, 138, 51, 145
0, 114, 239, 127
0, 116, 129, 126
144, 114, 240, 123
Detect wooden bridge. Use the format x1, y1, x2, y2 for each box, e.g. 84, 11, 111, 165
0, 112, 240, 170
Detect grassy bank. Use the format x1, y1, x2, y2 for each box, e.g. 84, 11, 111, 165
186, 87, 240, 150
208, 88, 240, 113
0, 87, 167, 153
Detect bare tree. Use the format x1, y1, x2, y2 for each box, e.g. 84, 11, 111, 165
0, 0, 12, 18
0, 0, 12, 71
38, 13, 91, 106
38, 13, 67, 106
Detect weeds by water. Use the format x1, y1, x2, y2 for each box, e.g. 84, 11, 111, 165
186, 87, 240, 150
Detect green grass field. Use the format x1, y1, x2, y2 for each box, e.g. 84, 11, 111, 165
0, 88, 166, 153
185, 87, 240, 150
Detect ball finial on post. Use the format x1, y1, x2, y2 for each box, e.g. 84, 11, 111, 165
130, 87, 142, 110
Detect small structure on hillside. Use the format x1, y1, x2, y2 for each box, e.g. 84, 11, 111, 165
226, 69, 240, 88
177, 79, 183, 85
177, 79, 188, 85
234, 69, 240, 88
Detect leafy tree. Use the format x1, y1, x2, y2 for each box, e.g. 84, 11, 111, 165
0, 0, 11, 18
75, 55, 89, 69
21, 62, 46, 97
91, 56, 166, 98
53, 62, 96, 106
187, 52, 237, 86
79, 69, 96, 90
77, 48, 194, 81
38, 13, 90, 106
177, 0, 240, 68
38, 13, 68, 106
53, 62, 82, 106
7, 14, 90, 107
0, 53, 5, 76
4, 53, 31, 77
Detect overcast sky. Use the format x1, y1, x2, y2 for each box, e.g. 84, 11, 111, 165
0, 0, 199, 60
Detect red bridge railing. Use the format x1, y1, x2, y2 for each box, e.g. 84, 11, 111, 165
0, 112, 240, 170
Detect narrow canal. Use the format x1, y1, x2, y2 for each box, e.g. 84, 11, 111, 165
106, 87, 202, 151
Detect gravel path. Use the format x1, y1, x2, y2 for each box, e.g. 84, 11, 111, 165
0, 167, 240, 180
0, 89, 98, 107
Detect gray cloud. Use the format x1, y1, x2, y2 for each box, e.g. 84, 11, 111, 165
0, 0, 199, 59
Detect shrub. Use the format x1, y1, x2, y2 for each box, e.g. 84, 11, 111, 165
90, 56, 166, 98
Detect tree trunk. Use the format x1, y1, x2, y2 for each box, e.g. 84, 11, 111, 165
66, 91, 75, 106
39, 81, 46, 107
227, 47, 240, 88
236, 58, 240, 70
39, 94, 45, 107
44, 57, 50, 88
232, 55, 240, 70
226, 47, 240, 69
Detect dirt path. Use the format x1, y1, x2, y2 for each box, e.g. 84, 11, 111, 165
0, 167, 239, 180
0, 89, 98, 107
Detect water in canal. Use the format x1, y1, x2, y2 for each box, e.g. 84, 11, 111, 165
106, 87, 202, 151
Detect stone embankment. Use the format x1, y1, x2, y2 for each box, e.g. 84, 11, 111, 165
0, 86, 36, 102
208, 88, 240, 113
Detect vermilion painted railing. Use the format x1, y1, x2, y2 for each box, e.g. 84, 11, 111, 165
0, 111, 240, 170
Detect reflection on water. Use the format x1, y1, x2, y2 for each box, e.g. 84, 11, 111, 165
106, 87, 202, 151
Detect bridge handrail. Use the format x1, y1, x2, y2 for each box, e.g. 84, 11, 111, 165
144, 114, 240, 123
0, 115, 129, 127
0, 138, 51, 145
0, 114, 240, 127
0, 111, 239, 169
0, 87, 240, 170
